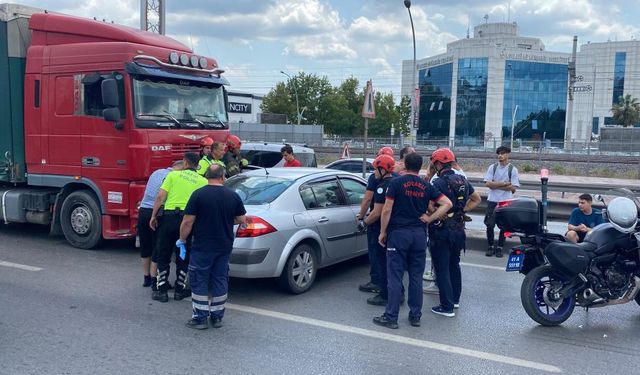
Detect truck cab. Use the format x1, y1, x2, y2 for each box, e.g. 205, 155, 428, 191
0, 4, 230, 248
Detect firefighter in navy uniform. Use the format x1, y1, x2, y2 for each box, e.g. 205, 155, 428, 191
363, 154, 396, 306
150, 152, 208, 302
374, 153, 452, 329
222, 135, 248, 177
428, 148, 481, 317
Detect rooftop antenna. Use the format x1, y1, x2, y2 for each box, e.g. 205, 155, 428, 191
466, 14, 470, 38
483, 14, 489, 24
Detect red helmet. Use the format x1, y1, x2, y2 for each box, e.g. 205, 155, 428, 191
431, 147, 456, 164
200, 136, 214, 147
226, 135, 242, 150
377, 146, 394, 157
373, 154, 395, 173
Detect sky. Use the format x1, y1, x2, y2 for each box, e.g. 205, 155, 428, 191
10, 0, 640, 98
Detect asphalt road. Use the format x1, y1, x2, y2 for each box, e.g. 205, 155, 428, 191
1, 224, 640, 375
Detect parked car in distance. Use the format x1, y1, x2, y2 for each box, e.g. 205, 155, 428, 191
225, 168, 368, 293
325, 158, 375, 178
241, 142, 317, 168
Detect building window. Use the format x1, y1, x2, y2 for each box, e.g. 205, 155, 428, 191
612, 52, 626, 105
592, 117, 599, 134
604, 116, 614, 125
503, 60, 568, 142
417, 63, 453, 139
455, 58, 488, 143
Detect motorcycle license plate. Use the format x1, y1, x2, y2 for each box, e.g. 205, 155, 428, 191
505, 253, 524, 272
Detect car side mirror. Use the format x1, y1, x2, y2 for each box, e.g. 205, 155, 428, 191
103, 107, 123, 129
101, 78, 119, 107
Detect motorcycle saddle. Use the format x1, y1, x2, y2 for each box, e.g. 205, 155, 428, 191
546, 241, 597, 254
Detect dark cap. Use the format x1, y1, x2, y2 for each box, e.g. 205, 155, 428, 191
496, 146, 511, 154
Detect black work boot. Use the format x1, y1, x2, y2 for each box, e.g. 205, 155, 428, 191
152, 290, 168, 303
366, 294, 387, 306
485, 245, 495, 257
185, 318, 208, 330
358, 281, 380, 293
372, 314, 398, 329
209, 316, 223, 328
174, 288, 191, 301
495, 247, 503, 258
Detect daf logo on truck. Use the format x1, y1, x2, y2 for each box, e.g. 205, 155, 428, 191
151, 145, 172, 152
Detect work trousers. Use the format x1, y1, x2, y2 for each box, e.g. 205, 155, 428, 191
484, 201, 506, 247
430, 228, 464, 311
189, 246, 232, 321
384, 226, 427, 322
155, 213, 190, 292
367, 228, 384, 291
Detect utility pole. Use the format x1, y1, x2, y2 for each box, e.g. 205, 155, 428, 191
140, 0, 165, 35
564, 36, 578, 149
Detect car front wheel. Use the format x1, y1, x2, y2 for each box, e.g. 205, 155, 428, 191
278, 244, 317, 294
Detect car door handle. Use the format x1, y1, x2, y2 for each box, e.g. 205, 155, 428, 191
317, 217, 329, 223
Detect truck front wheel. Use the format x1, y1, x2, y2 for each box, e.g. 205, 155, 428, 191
60, 191, 102, 249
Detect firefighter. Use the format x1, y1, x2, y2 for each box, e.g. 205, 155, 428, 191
374, 153, 452, 329
357, 146, 395, 294
428, 148, 481, 317
222, 135, 248, 177
150, 152, 208, 303
178, 164, 246, 329
363, 154, 395, 306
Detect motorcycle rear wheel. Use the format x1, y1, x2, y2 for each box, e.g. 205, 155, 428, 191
521, 265, 576, 326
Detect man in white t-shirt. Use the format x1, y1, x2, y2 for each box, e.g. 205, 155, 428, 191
483, 146, 520, 258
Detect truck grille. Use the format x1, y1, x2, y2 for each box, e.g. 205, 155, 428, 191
171, 143, 200, 157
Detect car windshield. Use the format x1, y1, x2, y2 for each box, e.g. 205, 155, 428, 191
133, 77, 227, 129
225, 175, 294, 205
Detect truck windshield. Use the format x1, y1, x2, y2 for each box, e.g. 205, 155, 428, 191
132, 77, 227, 129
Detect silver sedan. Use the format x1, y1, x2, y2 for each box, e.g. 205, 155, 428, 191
225, 168, 369, 294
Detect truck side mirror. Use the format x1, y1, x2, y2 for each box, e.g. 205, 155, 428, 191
103, 108, 123, 129
101, 78, 119, 107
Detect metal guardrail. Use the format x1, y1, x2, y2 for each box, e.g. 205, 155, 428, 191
466, 177, 640, 195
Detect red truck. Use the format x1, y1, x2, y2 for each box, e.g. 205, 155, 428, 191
0, 4, 230, 248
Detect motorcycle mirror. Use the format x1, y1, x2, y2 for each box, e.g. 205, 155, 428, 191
594, 194, 604, 203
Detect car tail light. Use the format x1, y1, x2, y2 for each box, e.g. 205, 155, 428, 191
236, 216, 277, 237
497, 199, 515, 209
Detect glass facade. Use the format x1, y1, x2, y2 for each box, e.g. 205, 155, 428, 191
502, 60, 568, 141
612, 52, 626, 105
455, 58, 488, 143
417, 63, 453, 139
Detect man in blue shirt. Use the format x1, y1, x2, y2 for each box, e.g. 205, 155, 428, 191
566, 194, 604, 243
137, 160, 183, 289
374, 153, 452, 329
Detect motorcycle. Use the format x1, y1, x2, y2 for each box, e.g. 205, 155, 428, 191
496, 170, 640, 326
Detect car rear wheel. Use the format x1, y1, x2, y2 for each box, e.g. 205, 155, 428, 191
278, 244, 317, 294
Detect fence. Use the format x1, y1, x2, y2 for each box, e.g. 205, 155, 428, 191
229, 122, 324, 145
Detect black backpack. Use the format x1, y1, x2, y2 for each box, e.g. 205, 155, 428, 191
441, 173, 469, 224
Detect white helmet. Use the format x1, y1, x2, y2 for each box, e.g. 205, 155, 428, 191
605, 197, 638, 233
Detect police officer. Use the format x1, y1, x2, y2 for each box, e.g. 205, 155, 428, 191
357, 146, 395, 294
150, 152, 207, 302
363, 154, 395, 306
374, 153, 452, 329
178, 164, 246, 329
428, 148, 481, 317
137, 160, 183, 289
198, 138, 226, 176
222, 135, 248, 177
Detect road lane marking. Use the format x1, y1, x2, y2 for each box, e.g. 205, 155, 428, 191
0, 260, 42, 272
227, 303, 562, 373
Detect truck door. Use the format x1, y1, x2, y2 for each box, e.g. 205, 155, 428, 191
47, 74, 82, 174
78, 72, 130, 209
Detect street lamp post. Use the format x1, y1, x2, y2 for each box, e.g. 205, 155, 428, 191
280, 70, 301, 126
404, 0, 417, 146
510, 104, 518, 151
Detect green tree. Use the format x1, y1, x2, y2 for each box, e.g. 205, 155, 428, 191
261, 72, 332, 125
611, 94, 640, 127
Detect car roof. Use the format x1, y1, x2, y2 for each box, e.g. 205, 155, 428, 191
326, 157, 375, 165
240, 167, 363, 181
242, 142, 315, 154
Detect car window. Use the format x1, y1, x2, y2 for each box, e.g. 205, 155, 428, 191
339, 178, 366, 205
225, 175, 294, 205
299, 186, 317, 209
296, 153, 317, 167
303, 180, 343, 209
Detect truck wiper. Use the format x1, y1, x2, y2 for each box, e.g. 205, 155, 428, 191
162, 111, 183, 128
192, 118, 208, 129
194, 114, 228, 129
